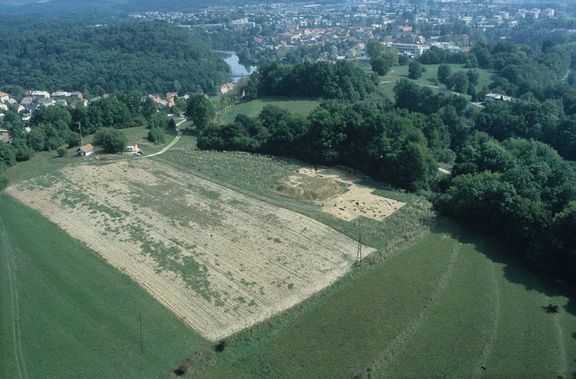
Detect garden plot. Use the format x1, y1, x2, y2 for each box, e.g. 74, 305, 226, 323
6, 160, 372, 340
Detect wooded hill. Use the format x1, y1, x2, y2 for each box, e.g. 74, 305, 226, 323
0, 20, 230, 96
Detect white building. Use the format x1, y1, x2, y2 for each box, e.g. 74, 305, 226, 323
485, 93, 513, 103
392, 43, 429, 57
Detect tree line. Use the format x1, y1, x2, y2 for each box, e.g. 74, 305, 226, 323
198, 99, 448, 192
241, 61, 378, 101
436, 132, 576, 280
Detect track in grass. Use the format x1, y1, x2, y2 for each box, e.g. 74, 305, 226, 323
367, 241, 460, 376
0, 220, 28, 379
0, 194, 210, 378
191, 222, 576, 378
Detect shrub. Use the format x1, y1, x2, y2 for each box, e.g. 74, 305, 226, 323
93, 128, 128, 154
173, 364, 188, 376
214, 340, 226, 352
56, 146, 67, 157
0, 177, 8, 191
147, 127, 166, 144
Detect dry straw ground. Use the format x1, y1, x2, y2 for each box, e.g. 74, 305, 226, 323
7, 160, 376, 340
272, 167, 405, 222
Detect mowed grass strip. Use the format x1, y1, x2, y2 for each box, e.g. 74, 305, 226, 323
0, 194, 210, 379
382, 237, 497, 378
218, 97, 320, 124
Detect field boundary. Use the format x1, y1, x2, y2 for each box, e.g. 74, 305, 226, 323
154, 156, 429, 251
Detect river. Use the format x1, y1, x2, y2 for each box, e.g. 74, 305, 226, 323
215, 51, 257, 84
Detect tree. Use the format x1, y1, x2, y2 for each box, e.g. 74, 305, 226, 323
56, 146, 67, 157
93, 128, 127, 154
408, 61, 423, 79
367, 41, 398, 76
0, 142, 16, 172
437, 64, 452, 85
451, 71, 469, 94
185, 94, 214, 132
147, 128, 166, 144
466, 70, 480, 86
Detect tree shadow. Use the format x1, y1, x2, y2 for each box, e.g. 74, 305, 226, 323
431, 217, 576, 317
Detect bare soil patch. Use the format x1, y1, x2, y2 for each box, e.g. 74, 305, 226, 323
270, 173, 347, 201
275, 166, 405, 222
6, 160, 372, 340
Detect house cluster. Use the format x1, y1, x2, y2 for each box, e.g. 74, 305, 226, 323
131, 0, 561, 63
147, 92, 188, 110
0, 90, 87, 123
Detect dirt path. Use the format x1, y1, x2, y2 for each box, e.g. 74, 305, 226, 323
143, 119, 185, 158
93, 119, 185, 163
474, 260, 501, 378
0, 218, 28, 379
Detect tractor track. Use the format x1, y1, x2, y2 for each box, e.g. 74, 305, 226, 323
0, 218, 28, 379
363, 241, 460, 377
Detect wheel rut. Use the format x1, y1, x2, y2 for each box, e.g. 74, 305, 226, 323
363, 241, 461, 377
0, 218, 28, 379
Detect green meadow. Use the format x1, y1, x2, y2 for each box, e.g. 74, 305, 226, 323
1, 131, 574, 378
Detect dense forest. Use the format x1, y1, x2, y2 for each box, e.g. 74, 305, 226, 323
0, 19, 230, 96
241, 61, 378, 101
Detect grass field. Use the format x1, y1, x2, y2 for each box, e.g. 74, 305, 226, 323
2, 131, 575, 378
376, 63, 494, 100
217, 97, 320, 124
0, 194, 209, 379
189, 219, 576, 378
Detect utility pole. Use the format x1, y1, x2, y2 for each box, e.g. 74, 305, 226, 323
77, 122, 84, 146
139, 311, 143, 354
356, 234, 362, 263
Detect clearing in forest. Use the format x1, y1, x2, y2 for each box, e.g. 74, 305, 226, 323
6, 160, 372, 340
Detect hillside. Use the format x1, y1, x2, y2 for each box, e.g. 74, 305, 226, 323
1, 132, 574, 377
0, 20, 230, 95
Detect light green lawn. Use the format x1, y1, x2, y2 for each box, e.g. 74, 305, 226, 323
217, 97, 320, 124
378, 63, 494, 100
